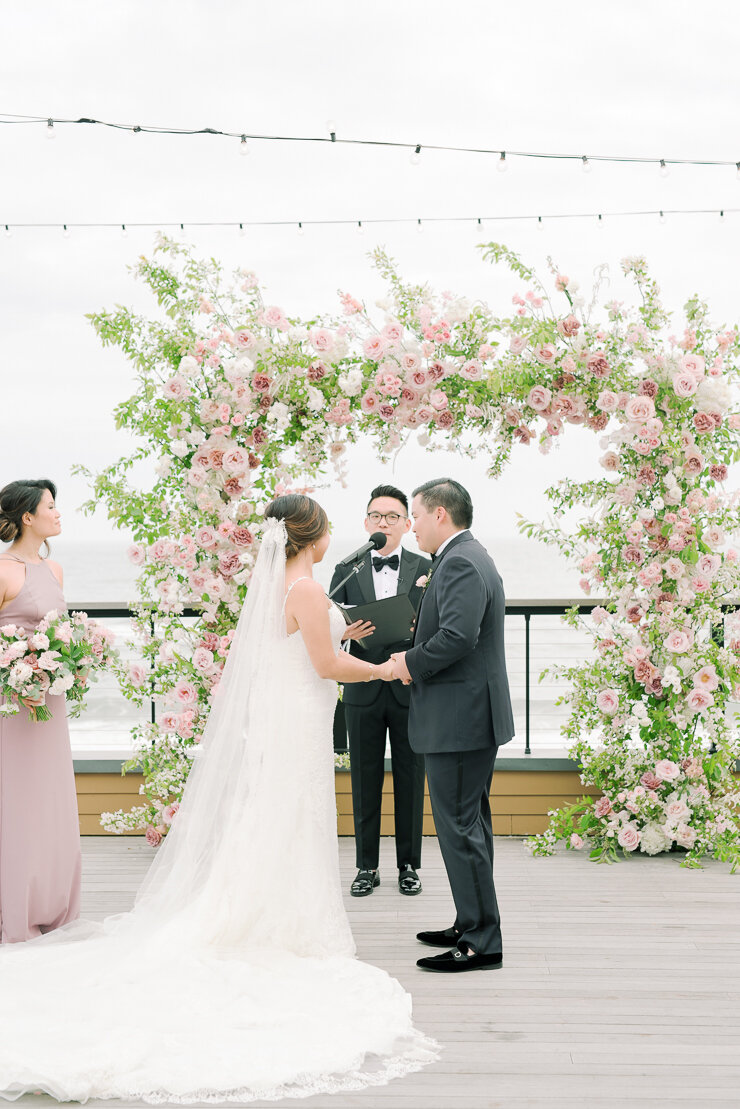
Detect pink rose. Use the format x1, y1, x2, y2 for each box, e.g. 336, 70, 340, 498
127, 663, 148, 688
218, 551, 242, 577
309, 328, 335, 353
683, 448, 705, 475
569, 833, 584, 849
435, 410, 455, 430
460, 359, 483, 381
641, 771, 662, 790
195, 526, 218, 549
617, 824, 641, 851
655, 760, 680, 782
596, 688, 619, 715
174, 680, 198, 706
382, 321, 404, 342
162, 802, 180, 825
416, 574, 430, 588
686, 687, 714, 714
509, 335, 527, 355
162, 374, 190, 400
361, 391, 380, 413
192, 647, 215, 674
624, 396, 655, 422
665, 629, 693, 653
557, 315, 581, 337
637, 379, 659, 398
593, 796, 612, 818
709, 464, 728, 481
681, 353, 705, 379
145, 826, 162, 847
586, 351, 610, 378
222, 447, 249, 475
232, 527, 254, 547
127, 543, 147, 566
674, 823, 697, 849
527, 385, 552, 412
363, 335, 387, 360
693, 664, 719, 691
263, 306, 289, 330
672, 371, 698, 398
665, 799, 691, 824
533, 343, 556, 364
596, 390, 618, 413
429, 390, 449, 411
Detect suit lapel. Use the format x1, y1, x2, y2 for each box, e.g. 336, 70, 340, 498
412, 532, 471, 641
357, 556, 376, 603
397, 548, 417, 597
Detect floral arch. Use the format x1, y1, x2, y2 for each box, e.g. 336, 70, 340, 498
82, 236, 740, 868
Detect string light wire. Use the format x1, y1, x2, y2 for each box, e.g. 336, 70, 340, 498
2, 112, 740, 171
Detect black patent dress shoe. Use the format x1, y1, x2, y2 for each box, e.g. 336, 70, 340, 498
417, 949, 503, 973
398, 864, 422, 895
416, 926, 459, 947
350, 869, 379, 897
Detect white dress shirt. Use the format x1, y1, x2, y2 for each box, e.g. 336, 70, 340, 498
371, 543, 402, 600
432, 529, 469, 560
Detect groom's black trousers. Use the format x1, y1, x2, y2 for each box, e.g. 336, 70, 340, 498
424, 746, 502, 955
345, 686, 425, 871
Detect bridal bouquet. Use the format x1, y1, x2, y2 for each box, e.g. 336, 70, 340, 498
0, 610, 117, 723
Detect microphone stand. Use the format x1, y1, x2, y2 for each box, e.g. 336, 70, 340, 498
327, 557, 368, 599
327, 558, 370, 651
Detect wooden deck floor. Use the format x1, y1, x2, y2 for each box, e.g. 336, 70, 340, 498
15, 835, 740, 1109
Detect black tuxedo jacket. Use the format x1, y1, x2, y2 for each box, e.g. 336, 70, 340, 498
330, 547, 432, 707
405, 531, 515, 752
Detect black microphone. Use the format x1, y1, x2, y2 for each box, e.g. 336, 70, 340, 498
337, 531, 387, 567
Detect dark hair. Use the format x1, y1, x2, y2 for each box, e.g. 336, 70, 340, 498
0, 479, 58, 547
264, 494, 329, 559
366, 484, 408, 514
411, 478, 473, 529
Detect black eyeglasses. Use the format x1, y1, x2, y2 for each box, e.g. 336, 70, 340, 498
366, 511, 406, 525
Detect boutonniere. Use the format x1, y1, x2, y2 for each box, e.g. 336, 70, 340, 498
416, 568, 434, 593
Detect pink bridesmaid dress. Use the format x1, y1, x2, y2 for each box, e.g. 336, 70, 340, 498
0, 555, 81, 942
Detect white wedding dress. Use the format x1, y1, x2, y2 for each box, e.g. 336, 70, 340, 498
0, 520, 436, 1104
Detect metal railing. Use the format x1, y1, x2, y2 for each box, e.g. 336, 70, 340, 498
70, 600, 737, 758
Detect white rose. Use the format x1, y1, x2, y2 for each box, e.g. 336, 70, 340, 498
306, 385, 325, 412
170, 439, 190, 458
696, 378, 730, 414
155, 457, 173, 478
640, 822, 670, 856
28, 633, 50, 651
338, 370, 363, 397
178, 355, 200, 379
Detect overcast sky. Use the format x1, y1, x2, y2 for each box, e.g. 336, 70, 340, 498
2, 0, 739, 574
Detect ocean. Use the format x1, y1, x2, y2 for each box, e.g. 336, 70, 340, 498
48, 536, 593, 757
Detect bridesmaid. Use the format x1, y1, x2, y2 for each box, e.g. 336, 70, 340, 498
0, 479, 81, 943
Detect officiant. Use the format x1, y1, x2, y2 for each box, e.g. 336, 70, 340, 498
330, 485, 431, 898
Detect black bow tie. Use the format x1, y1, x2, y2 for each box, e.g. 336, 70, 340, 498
373, 554, 399, 571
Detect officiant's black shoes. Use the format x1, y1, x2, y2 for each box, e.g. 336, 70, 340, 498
417, 949, 503, 973
398, 864, 422, 895
416, 927, 459, 947
350, 869, 379, 897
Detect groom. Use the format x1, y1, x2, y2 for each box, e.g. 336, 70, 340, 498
391, 478, 515, 973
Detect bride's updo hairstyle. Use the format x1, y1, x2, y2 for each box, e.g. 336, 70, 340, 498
264, 494, 329, 559
0, 479, 57, 546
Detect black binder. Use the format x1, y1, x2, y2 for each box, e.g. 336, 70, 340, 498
336, 593, 417, 652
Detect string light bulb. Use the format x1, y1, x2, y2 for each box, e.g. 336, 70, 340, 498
659, 159, 669, 178
410, 144, 421, 165
62, 223, 70, 238
416, 218, 423, 233
581, 155, 591, 174
297, 222, 305, 236
46, 118, 55, 140
121, 224, 128, 238
497, 151, 507, 173
597, 213, 604, 228
239, 223, 246, 237
736, 162, 740, 180
4, 224, 11, 237
239, 135, 249, 156
719, 209, 725, 222
536, 215, 543, 230
659, 210, 667, 225
326, 119, 337, 140
356, 221, 364, 235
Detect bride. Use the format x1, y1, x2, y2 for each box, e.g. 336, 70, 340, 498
0, 494, 436, 1104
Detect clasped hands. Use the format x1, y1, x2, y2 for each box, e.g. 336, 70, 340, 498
374, 651, 412, 685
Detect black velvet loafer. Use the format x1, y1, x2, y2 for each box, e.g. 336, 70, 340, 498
416, 949, 503, 973
416, 927, 459, 947
350, 869, 379, 897
398, 864, 422, 895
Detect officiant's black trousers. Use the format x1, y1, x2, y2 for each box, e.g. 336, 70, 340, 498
425, 747, 502, 956
345, 687, 425, 870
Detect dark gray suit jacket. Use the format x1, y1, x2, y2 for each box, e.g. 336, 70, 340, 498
405, 531, 515, 753
330, 547, 432, 707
